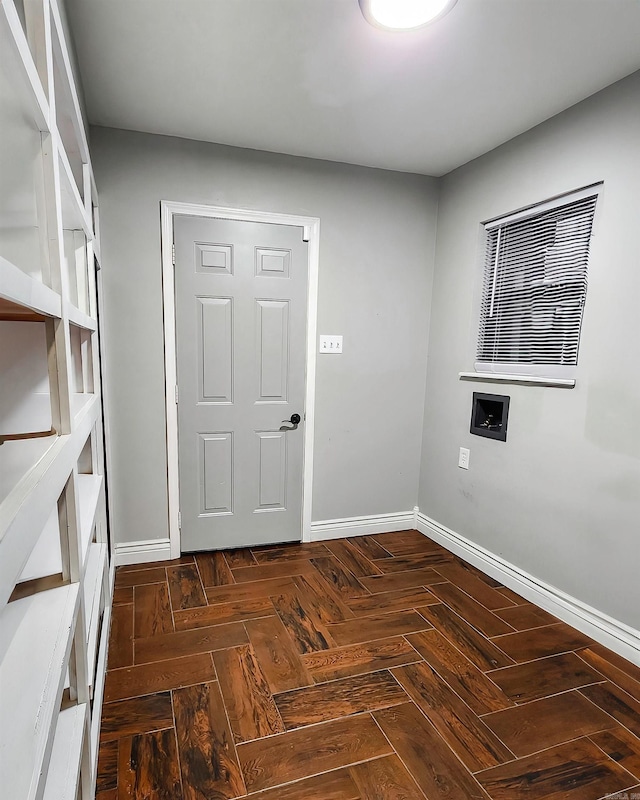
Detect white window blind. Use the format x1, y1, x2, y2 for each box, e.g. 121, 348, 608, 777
476, 190, 598, 376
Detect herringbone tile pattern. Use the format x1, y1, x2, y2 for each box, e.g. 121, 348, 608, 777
97, 530, 640, 799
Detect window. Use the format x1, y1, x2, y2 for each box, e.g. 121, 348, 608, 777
476, 185, 599, 379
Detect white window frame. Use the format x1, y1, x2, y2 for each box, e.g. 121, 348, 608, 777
474, 183, 602, 382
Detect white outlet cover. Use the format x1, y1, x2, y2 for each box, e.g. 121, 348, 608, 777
319, 335, 343, 353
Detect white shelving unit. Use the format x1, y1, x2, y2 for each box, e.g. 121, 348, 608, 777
0, 0, 111, 797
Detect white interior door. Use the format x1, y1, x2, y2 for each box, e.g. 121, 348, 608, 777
174, 215, 308, 551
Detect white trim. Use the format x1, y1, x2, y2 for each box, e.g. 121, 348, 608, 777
415, 510, 640, 667
460, 372, 575, 388
114, 538, 172, 567
301, 224, 320, 544
310, 511, 416, 541
160, 201, 320, 556
160, 203, 180, 558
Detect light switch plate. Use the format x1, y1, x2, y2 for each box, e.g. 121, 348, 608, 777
319, 335, 343, 354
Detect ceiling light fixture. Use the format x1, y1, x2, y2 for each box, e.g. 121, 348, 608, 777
359, 0, 458, 31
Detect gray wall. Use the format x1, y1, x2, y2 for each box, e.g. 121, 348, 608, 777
91, 128, 438, 545
419, 72, 640, 629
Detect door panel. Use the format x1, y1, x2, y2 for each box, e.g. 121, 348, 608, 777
198, 297, 233, 403
256, 299, 289, 401
199, 432, 233, 515
255, 247, 290, 277
256, 431, 288, 510
196, 242, 233, 274
174, 216, 308, 551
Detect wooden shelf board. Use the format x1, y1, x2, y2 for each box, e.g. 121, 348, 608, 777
0, 582, 80, 800
0, 255, 61, 320
10, 573, 65, 603
0, 299, 45, 321
78, 474, 102, 567
42, 702, 87, 800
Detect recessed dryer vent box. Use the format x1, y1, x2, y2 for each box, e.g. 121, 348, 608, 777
470, 392, 510, 442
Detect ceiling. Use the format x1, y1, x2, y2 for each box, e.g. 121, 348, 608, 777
66, 0, 640, 177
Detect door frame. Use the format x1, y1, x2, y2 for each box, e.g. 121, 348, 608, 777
160, 201, 320, 558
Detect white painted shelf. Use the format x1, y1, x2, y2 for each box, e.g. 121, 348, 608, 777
77, 473, 102, 566
71, 392, 94, 420
43, 703, 87, 800
0, 256, 62, 319
18, 504, 62, 582
49, 0, 90, 166
83, 544, 105, 620
92, 237, 102, 269
19, 469, 104, 585
0, 399, 98, 610
67, 302, 97, 332
0, 583, 79, 800
0, 0, 50, 131
0, 433, 59, 507
90, 580, 112, 774
58, 146, 93, 240
84, 542, 106, 657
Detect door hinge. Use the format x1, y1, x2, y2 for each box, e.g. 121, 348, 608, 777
172, 243, 176, 266
175, 385, 179, 404
177, 511, 182, 529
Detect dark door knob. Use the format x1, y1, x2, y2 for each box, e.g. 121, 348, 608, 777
279, 413, 301, 431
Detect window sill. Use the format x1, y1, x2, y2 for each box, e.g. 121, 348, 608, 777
459, 372, 575, 388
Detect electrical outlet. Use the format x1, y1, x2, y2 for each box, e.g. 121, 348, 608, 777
319, 335, 343, 354
458, 447, 470, 469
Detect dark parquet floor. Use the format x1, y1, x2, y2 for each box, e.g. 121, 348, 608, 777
97, 530, 640, 799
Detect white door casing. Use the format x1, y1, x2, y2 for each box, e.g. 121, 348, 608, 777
161, 202, 319, 557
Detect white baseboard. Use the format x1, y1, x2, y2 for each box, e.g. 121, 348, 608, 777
112, 511, 415, 564
113, 511, 416, 564
114, 537, 172, 566
415, 509, 640, 667
310, 510, 416, 541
